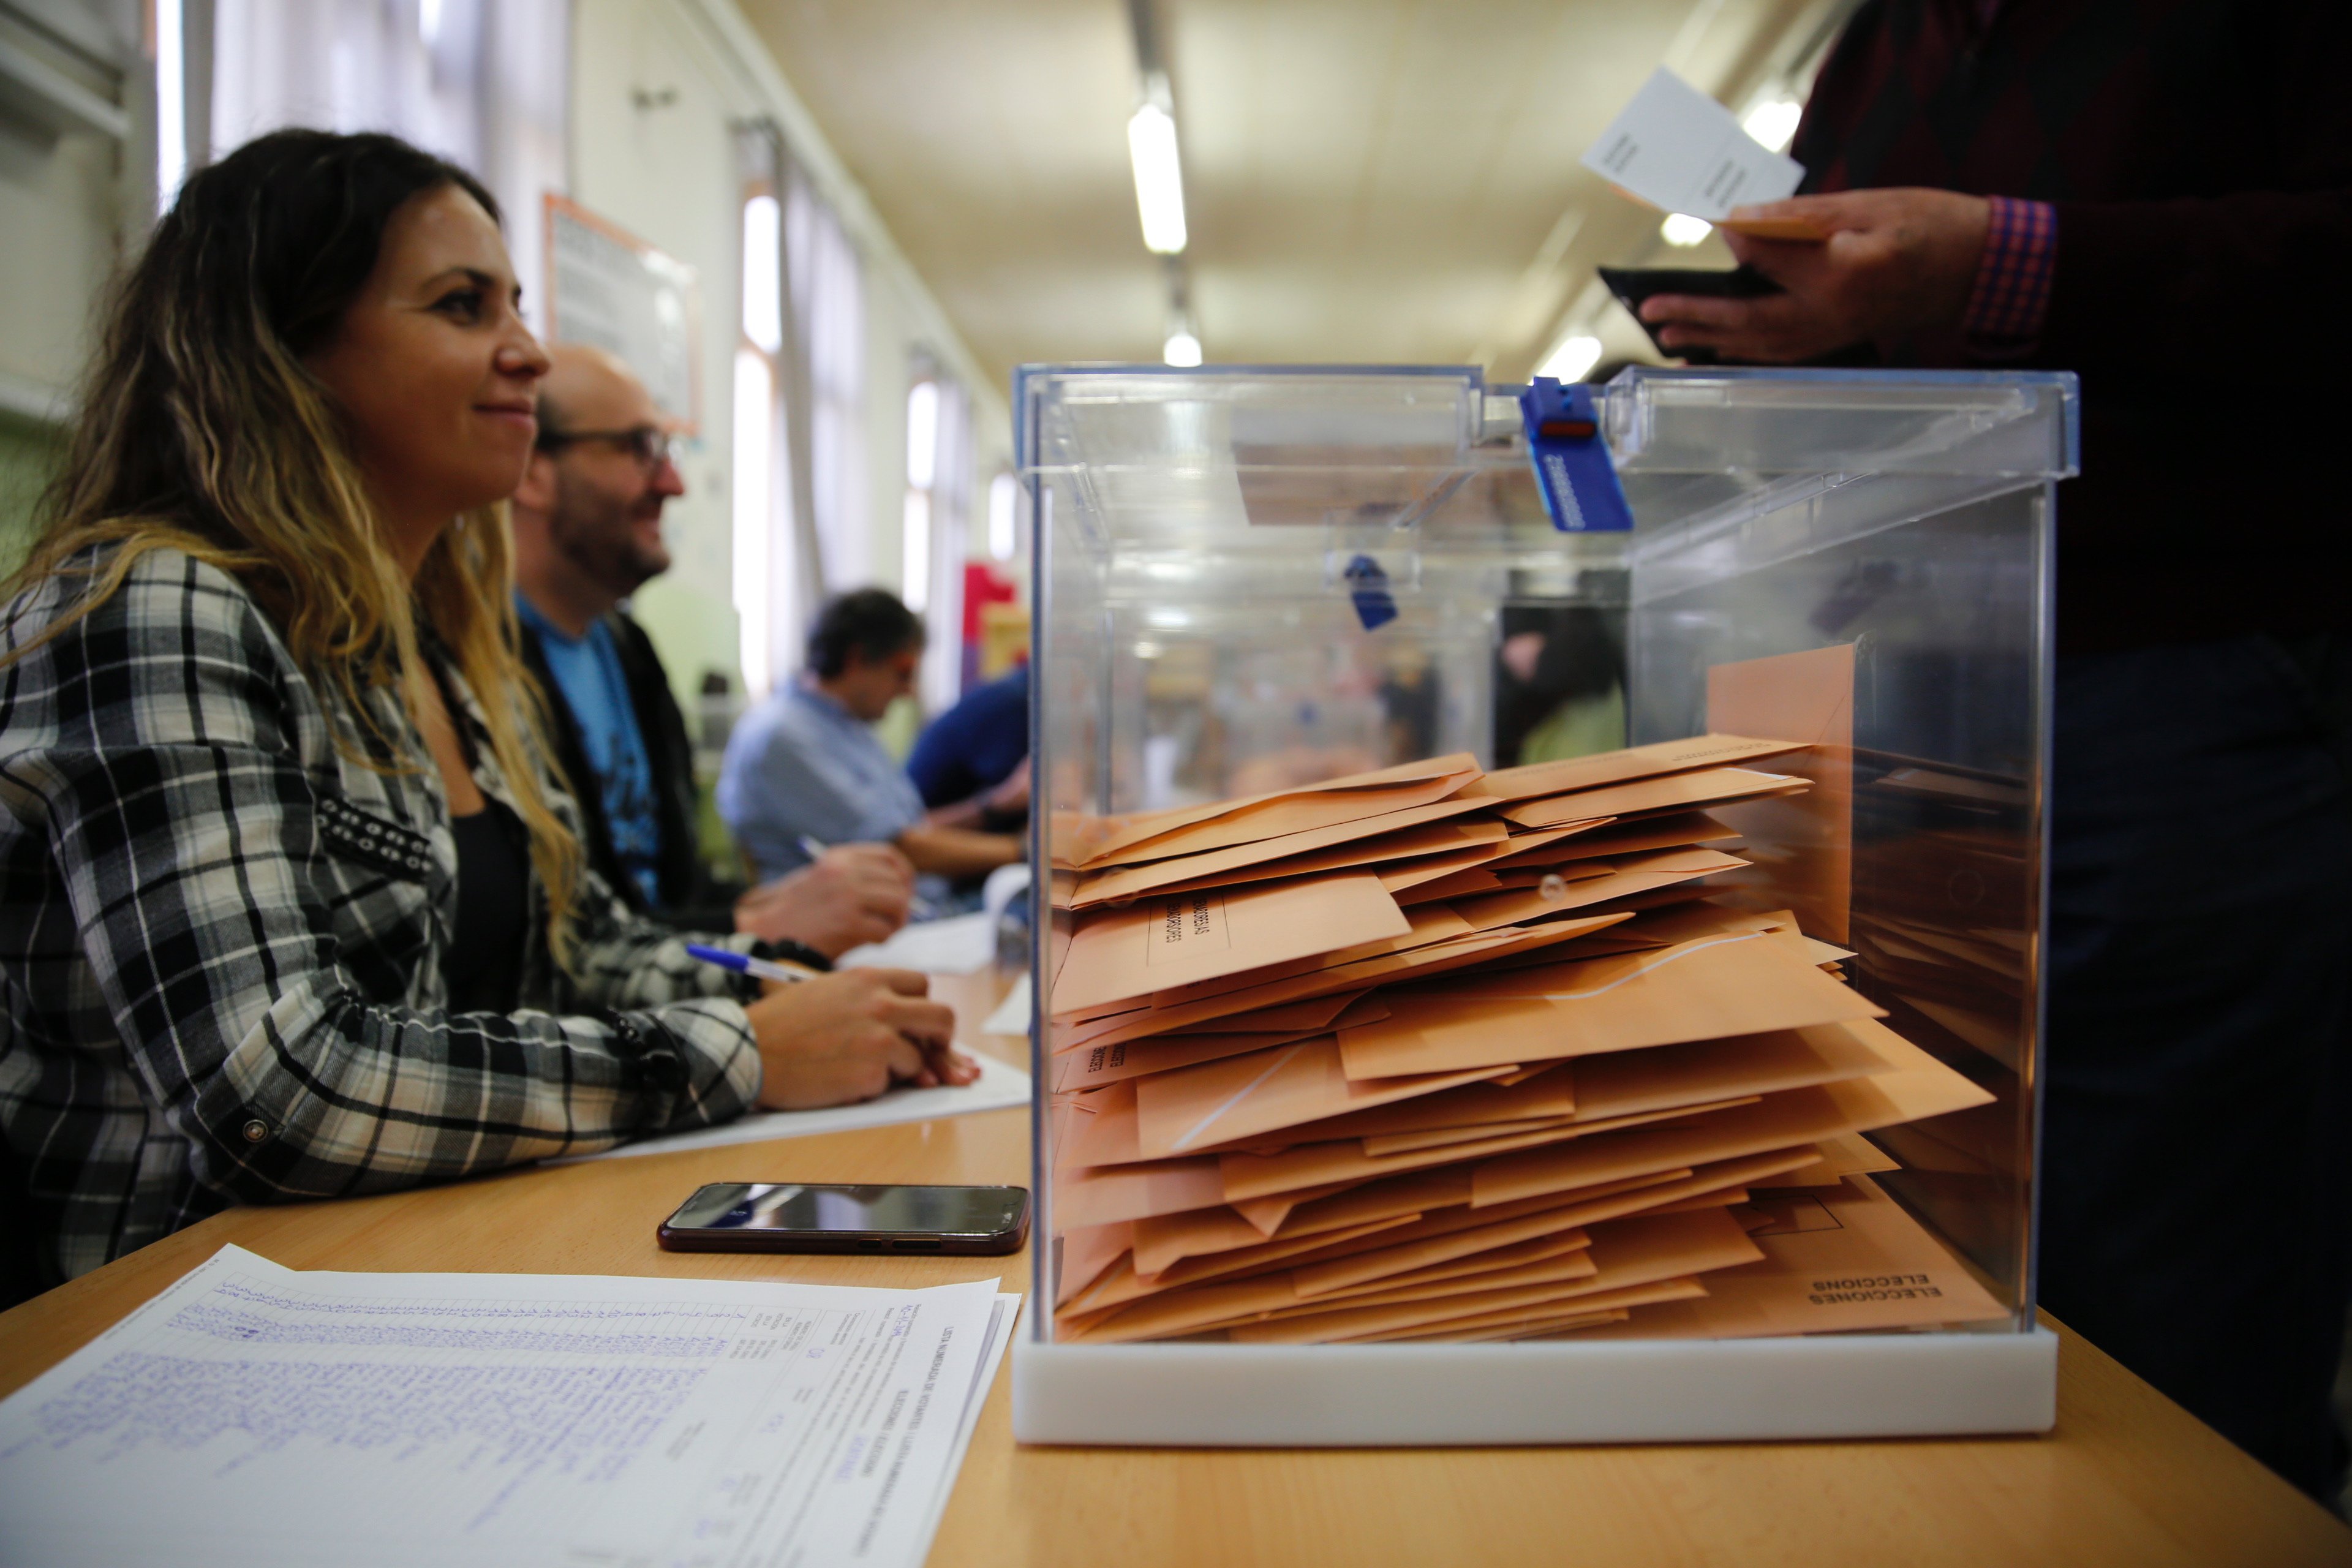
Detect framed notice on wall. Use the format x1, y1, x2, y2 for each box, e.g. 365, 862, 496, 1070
543, 194, 703, 435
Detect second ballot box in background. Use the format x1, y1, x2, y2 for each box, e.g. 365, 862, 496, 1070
1013, 363, 2075, 1445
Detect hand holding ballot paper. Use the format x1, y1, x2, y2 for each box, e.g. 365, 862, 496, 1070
1042, 739, 2008, 1345
1582, 67, 1996, 364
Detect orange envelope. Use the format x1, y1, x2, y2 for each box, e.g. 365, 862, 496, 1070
1060, 983, 1385, 1063
1415, 1308, 1635, 1342
1570, 1174, 2009, 1340
1336, 930, 1886, 1080
1218, 1118, 1592, 1202
1174, 1170, 1689, 1301
1231, 1177, 1373, 1236
1766, 1128, 1901, 1185
1134, 1036, 1515, 1159
1289, 1242, 1607, 1315
1227, 1208, 1763, 1343
1263, 1062, 1580, 1147
1373, 823, 1618, 893
1132, 1192, 1425, 1276
1059, 920, 1624, 1052
1144, 903, 1479, 1009
1076, 753, 1482, 867
1471, 1063, 1994, 1209
1401, 856, 1616, 907
1186, 990, 1382, 1035
1285, 1149, 1815, 1300
1341, 1229, 1599, 1297
1052, 1000, 1387, 1090
1051, 872, 1411, 1016
1056, 1220, 1133, 1306
1521, 811, 1743, 865
1370, 1279, 1705, 1342
1362, 1117, 1578, 1156
1463, 734, 1804, 803
1058, 1215, 1421, 1319
1054, 1155, 1228, 1231
1379, 821, 1615, 894
1068, 801, 1502, 909
1055, 1028, 1317, 1092
1500, 767, 1809, 830
1446, 848, 1749, 931
1570, 1021, 1894, 1122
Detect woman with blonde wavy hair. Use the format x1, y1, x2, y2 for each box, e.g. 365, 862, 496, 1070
0, 129, 972, 1287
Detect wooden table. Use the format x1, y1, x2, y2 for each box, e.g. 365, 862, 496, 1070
4, 971, 2348, 1568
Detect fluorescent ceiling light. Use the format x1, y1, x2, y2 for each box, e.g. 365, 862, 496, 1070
1535, 334, 1603, 383
1128, 104, 1188, 254
1660, 212, 1713, 247
1163, 330, 1202, 367
1742, 97, 1803, 154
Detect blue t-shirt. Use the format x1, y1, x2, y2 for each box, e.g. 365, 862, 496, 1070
906, 665, 1030, 809
517, 598, 665, 907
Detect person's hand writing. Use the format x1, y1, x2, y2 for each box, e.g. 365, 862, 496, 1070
733, 843, 914, 959
1639, 189, 1989, 363
744, 967, 969, 1108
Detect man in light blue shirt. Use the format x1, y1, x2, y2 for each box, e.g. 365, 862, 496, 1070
719, 589, 1025, 888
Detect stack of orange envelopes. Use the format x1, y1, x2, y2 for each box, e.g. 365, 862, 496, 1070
1045, 739, 2012, 1344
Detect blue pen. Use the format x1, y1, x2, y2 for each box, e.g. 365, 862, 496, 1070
685, 943, 818, 985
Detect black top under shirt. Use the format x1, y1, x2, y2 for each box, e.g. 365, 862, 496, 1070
426, 650, 529, 1015
447, 801, 529, 1014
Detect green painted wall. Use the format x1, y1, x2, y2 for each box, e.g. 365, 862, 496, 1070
0, 416, 61, 579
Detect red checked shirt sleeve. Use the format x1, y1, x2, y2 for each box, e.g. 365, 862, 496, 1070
1963, 195, 2057, 352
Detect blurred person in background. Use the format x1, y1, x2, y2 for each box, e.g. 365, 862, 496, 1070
718, 589, 1023, 899
1638, 0, 2352, 1499
0, 130, 968, 1292
905, 660, 1030, 835
510, 342, 911, 960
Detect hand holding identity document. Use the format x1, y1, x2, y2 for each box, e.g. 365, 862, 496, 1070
1042, 736, 2008, 1344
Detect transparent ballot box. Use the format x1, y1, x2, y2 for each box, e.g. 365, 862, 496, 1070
1014, 364, 2075, 1446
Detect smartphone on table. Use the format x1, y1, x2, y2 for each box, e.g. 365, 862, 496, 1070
657, 1182, 1031, 1256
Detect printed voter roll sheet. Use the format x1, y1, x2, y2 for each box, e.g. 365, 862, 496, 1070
0, 1245, 1020, 1568
1581, 67, 1804, 223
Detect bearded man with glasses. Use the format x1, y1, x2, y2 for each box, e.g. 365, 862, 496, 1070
511, 343, 915, 963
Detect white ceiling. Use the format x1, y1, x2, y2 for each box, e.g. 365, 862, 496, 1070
741, 0, 1852, 392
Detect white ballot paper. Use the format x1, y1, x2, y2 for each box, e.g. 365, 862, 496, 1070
0, 1245, 1019, 1568
1581, 66, 1803, 221
981, 973, 1033, 1038
838, 911, 999, 976
560, 1050, 1033, 1164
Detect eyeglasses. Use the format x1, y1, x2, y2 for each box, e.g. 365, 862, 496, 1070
537, 425, 680, 471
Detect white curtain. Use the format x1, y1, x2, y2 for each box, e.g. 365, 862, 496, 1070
914, 372, 970, 714
210, 0, 570, 334
788, 170, 867, 597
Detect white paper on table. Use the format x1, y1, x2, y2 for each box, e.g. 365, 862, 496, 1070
981, 861, 1032, 923
839, 910, 998, 974
0, 1244, 1021, 1568
1580, 66, 1803, 221
557, 1050, 1033, 1163
981, 973, 1033, 1037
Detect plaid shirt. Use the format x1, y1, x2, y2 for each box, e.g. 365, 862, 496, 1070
1962, 195, 2056, 349
0, 548, 766, 1282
